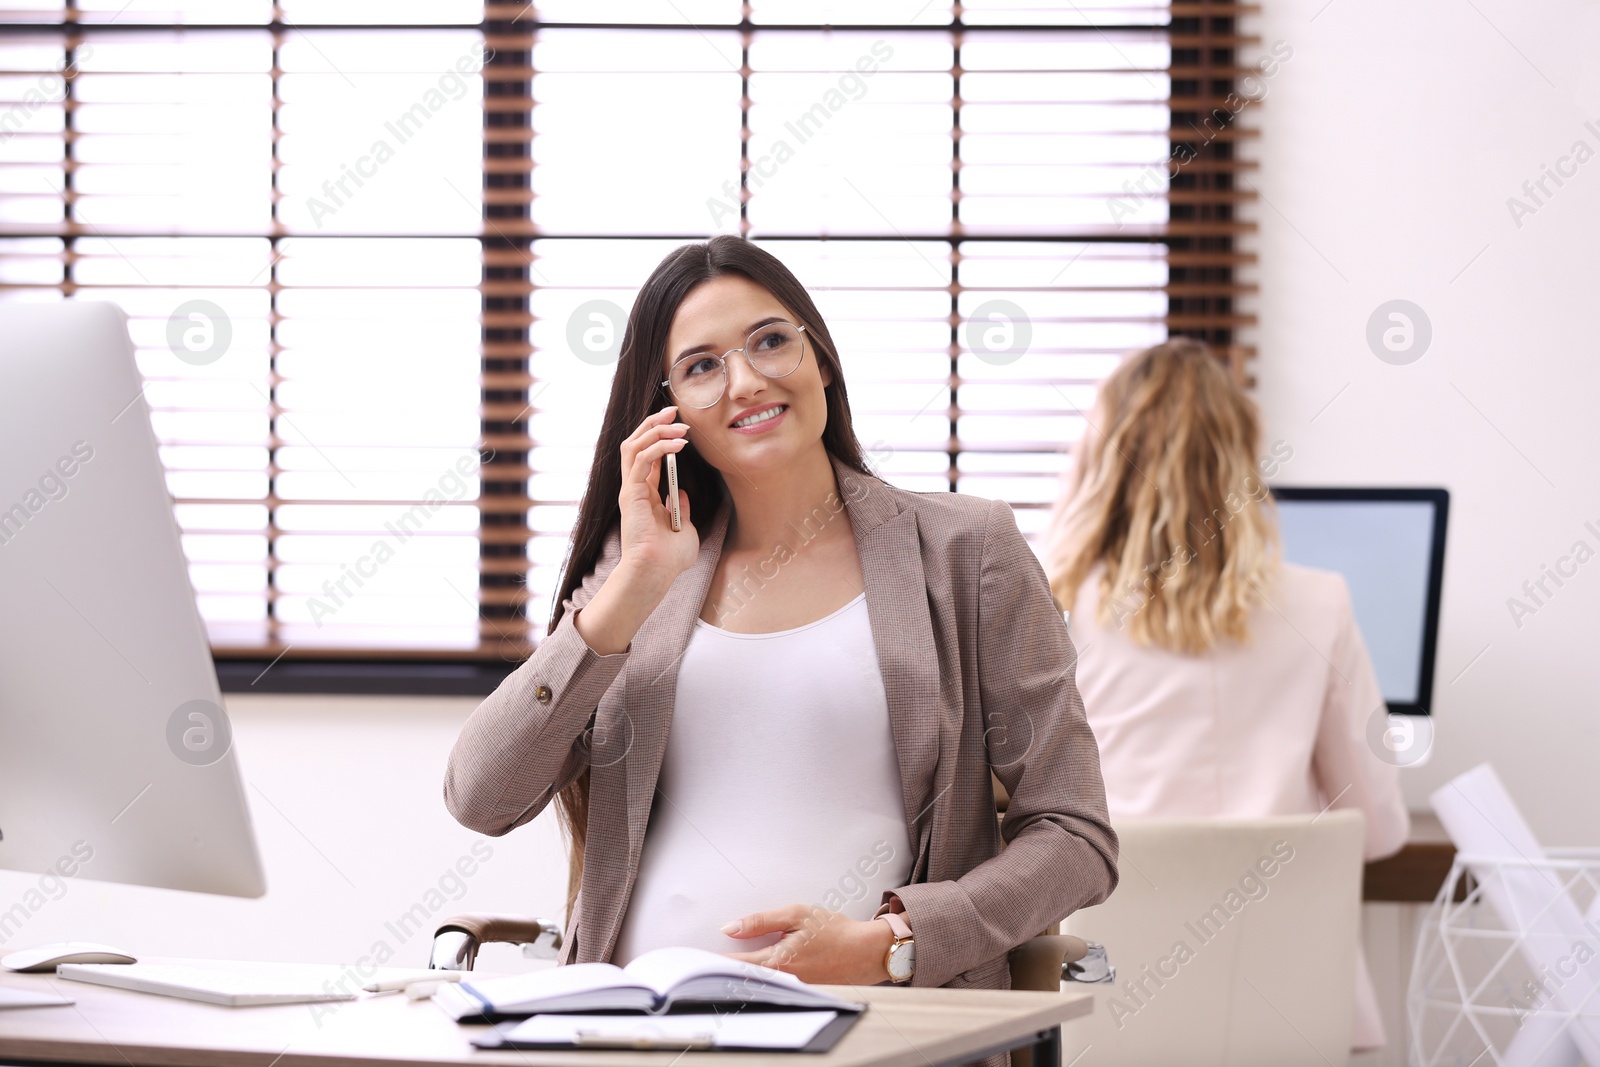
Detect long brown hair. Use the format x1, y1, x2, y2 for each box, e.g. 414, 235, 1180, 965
547, 235, 873, 920
1043, 338, 1280, 654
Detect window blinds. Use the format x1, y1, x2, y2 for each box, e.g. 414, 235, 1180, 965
0, 0, 1256, 665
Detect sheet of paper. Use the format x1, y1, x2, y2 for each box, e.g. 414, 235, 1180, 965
0, 987, 73, 1010
501, 1010, 840, 1050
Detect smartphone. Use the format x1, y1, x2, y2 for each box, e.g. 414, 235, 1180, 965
665, 451, 681, 532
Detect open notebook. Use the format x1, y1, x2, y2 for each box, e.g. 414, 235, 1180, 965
433, 947, 864, 1022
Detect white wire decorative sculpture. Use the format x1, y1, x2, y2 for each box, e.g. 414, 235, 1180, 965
1408, 850, 1600, 1067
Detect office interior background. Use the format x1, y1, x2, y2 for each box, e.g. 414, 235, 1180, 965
2, 1, 1598, 1063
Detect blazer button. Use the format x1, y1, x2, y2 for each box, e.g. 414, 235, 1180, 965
534, 684, 553, 704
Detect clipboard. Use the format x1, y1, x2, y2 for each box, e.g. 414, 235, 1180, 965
469, 1008, 863, 1053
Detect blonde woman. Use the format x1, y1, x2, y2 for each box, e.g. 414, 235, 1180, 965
1042, 337, 1408, 1051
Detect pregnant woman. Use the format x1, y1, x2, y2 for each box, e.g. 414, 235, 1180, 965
445, 236, 1117, 1066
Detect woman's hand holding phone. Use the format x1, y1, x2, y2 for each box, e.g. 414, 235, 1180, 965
618, 405, 695, 575
573, 407, 697, 657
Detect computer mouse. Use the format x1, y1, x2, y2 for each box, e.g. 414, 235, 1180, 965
0, 941, 138, 972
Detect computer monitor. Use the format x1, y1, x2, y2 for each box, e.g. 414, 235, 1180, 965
0, 301, 265, 897
1271, 487, 1449, 717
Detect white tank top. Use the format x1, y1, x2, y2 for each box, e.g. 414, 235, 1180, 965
610, 591, 914, 964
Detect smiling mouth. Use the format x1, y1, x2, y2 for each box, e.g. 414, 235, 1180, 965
730, 404, 787, 429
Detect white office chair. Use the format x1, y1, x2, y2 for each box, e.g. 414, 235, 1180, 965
1060, 811, 1365, 1067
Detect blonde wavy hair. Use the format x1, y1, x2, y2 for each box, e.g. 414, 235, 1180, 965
1043, 338, 1281, 654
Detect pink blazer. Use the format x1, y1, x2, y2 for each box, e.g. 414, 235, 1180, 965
1067, 561, 1408, 858
445, 451, 1119, 998
1067, 560, 1409, 1046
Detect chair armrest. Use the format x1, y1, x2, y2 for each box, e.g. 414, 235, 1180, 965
435, 914, 554, 946
1008, 934, 1088, 992
430, 913, 562, 971
1006, 935, 1095, 1067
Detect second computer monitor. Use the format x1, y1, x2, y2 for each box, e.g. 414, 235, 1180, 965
1272, 487, 1449, 717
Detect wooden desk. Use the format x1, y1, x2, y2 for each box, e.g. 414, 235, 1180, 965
0, 961, 1093, 1067
1363, 813, 1459, 903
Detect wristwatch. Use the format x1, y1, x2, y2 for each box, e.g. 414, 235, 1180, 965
878, 911, 915, 984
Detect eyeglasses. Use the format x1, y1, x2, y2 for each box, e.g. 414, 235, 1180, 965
660, 321, 808, 409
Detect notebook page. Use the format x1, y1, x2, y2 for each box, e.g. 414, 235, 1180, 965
462, 961, 633, 1010
621, 946, 805, 999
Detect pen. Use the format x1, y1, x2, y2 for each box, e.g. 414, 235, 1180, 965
574, 1028, 715, 1049
360, 972, 465, 994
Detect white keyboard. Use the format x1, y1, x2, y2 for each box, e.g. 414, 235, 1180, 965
56, 962, 356, 1006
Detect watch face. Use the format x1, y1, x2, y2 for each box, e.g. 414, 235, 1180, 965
888, 941, 915, 982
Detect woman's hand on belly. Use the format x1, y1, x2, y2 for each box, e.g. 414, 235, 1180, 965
720, 904, 895, 986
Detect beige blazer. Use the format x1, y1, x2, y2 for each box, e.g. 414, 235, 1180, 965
445, 451, 1119, 994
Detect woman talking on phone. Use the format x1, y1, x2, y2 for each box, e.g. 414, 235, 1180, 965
444, 237, 1117, 1036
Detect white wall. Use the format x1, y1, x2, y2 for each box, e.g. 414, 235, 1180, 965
0, 694, 568, 972
1243, 0, 1600, 844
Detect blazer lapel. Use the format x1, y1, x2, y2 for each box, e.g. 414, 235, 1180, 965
620, 493, 733, 855
835, 457, 945, 869
591, 497, 730, 960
